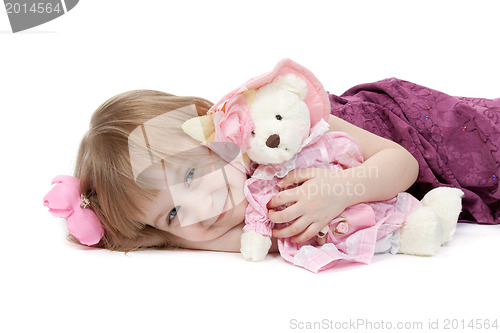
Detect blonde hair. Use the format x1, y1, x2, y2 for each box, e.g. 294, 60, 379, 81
73, 90, 213, 251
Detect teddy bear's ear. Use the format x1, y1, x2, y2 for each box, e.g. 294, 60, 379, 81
181, 114, 215, 143
274, 74, 308, 100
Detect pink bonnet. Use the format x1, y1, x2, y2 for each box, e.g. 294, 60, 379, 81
209, 58, 331, 129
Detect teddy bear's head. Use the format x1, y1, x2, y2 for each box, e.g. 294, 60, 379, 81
245, 74, 310, 164
180, 59, 331, 170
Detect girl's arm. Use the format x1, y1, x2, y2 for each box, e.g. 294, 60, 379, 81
268, 115, 419, 243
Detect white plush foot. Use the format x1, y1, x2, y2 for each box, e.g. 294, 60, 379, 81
240, 230, 272, 262
421, 187, 464, 245
399, 206, 441, 256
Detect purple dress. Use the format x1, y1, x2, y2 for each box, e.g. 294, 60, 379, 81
329, 78, 499, 224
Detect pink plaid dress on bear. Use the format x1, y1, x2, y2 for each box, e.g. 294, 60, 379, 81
243, 130, 421, 273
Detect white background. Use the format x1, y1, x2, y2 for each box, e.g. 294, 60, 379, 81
1, 1, 499, 332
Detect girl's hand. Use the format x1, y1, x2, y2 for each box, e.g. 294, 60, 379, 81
268, 168, 352, 243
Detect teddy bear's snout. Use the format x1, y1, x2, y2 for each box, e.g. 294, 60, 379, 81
266, 134, 280, 148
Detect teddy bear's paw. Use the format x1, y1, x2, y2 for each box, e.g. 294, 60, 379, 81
421, 187, 464, 245
240, 231, 272, 262
399, 206, 441, 256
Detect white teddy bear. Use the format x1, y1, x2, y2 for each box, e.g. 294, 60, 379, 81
237, 73, 463, 261
182, 59, 464, 269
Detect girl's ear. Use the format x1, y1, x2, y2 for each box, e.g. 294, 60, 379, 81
181, 114, 215, 143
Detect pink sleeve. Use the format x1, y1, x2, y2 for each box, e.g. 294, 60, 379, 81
243, 176, 280, 237
322, 131, 365, 168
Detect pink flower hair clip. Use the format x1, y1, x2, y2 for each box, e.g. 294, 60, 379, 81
43, 175, 104, 246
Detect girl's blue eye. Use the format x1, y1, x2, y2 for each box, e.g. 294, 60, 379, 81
185, 168, 195, 186
168, 205, 180, 225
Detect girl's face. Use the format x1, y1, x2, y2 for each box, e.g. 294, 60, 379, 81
141, 152, 248, 243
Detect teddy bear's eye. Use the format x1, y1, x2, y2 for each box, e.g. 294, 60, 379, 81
251, 130, 255, 135
275, 115, 282, 120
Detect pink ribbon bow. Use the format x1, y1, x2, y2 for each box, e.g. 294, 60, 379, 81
43, 175, 104, 246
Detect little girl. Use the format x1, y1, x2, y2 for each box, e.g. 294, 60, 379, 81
44, 61, 499, 271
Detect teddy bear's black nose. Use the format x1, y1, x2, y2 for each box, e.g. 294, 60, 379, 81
266, 134, 280, 148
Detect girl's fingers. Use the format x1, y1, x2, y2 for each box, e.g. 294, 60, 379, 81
267, 186, 302, 209
277, 168, 318, 189
290, 223, 326, 244
268, 202, 303, 224
272, 216, 309, 238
